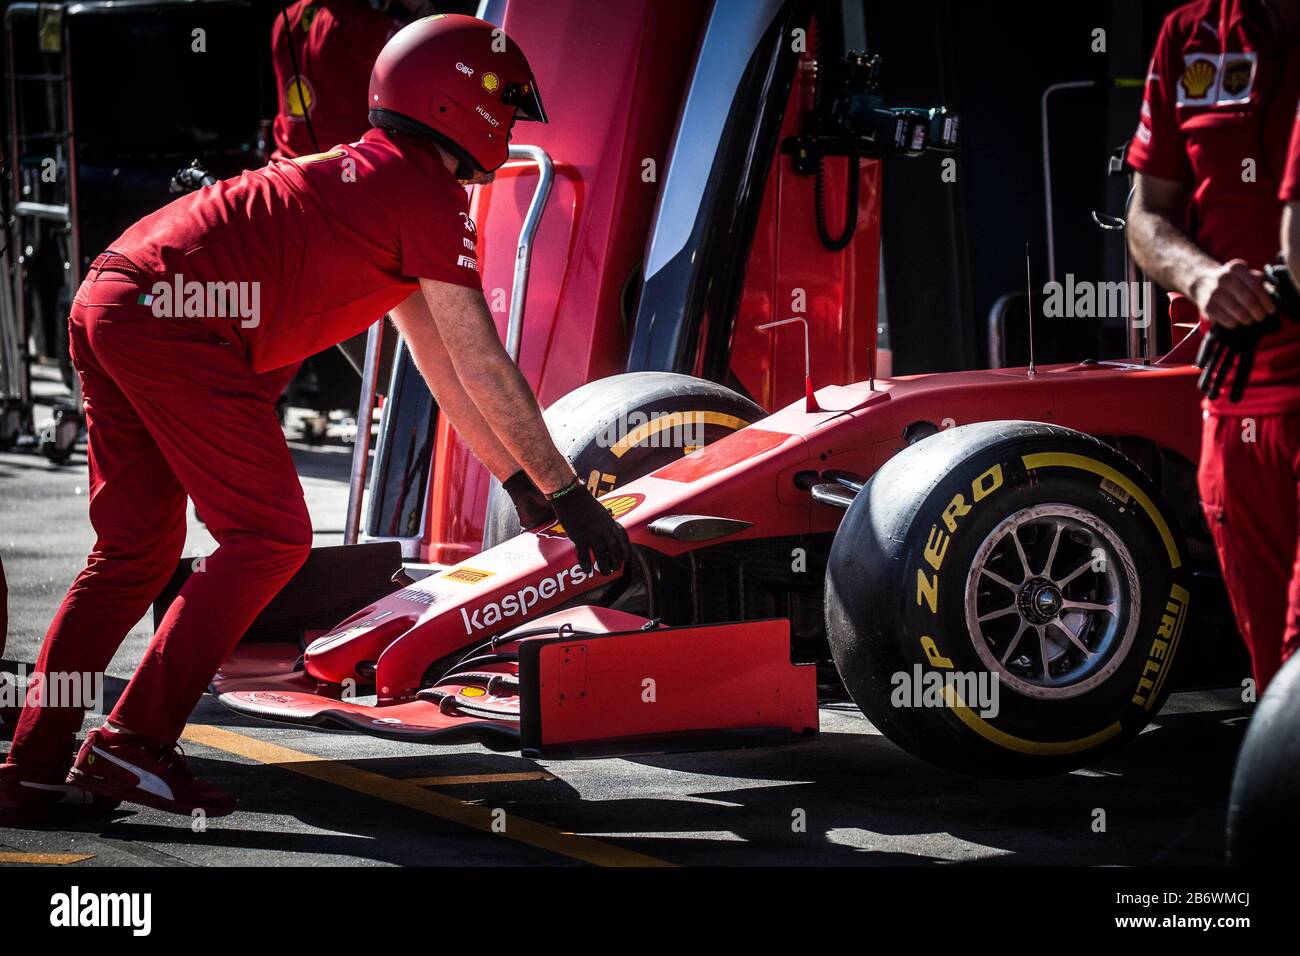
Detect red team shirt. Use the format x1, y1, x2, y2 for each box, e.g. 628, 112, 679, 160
110, 129, 482, 373
271, 0, 398, 161
1127, 0, 1300, 414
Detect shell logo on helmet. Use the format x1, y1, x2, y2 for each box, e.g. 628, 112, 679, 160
481, 72, 500, 93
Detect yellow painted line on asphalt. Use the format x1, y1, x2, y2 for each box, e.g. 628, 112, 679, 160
181, 725, 671, 868
0, 852, 95, 865
404, 771, 556, 787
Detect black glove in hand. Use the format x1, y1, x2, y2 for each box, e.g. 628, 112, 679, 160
503, 470, 554, 530
548, 480, 631, 575
1196, 316, 1279, 403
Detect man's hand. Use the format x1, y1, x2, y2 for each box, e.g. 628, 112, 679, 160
502, 470, 554, 529
1189, 259, 1277, 329
548, 480, 631, 575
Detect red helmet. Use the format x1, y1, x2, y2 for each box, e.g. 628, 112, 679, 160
368, 14, 547, 174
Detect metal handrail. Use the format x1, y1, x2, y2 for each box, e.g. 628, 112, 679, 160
502, 144, 554, 362
343, 144, 555, 547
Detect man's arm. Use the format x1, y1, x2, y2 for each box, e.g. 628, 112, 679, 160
1128, 172, 1275, 328
394, 278, 629, 573
388, 290, 521, 481
399, 279, 574, 494
1284, 203, 1300, 280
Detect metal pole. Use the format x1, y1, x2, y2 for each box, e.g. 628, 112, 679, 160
503, 144, 553, 362
1041, 80, 1097, 284
343, 319, 384, 545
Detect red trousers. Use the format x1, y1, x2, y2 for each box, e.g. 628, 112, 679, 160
1198, 409, 1300, 692
7, 255, 311, 772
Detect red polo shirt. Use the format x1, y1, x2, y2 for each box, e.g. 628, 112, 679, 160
1128, 0, 1300, 413
110, 128, 482, 373
271, 0, 399, 161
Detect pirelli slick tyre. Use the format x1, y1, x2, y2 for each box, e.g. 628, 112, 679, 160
484, 372, 762, 547
825, 421, 1192, 777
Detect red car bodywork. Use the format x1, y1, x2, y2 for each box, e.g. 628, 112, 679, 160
404, 0, 882, 564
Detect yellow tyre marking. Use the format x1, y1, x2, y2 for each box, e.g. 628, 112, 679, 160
942, 687, 1123, 755
608, 411, 750, 459
181, 725, 670, 867
1020, 452, 1181, 568
1148, 583, 1191, 707
404, 771, 556, 786
0, 852, 94, 865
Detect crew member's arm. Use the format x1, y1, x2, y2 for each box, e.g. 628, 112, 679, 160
1128, 172, 1275, 329
388, 290, 522, 481
400, 280, 573, 490
1281, 112, 1300, 279
392, 278, 630, 572
388, 290, 554, 528
1285, 203, 1300, 280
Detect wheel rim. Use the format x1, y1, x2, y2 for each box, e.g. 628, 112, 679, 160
963, 503, 1140, 700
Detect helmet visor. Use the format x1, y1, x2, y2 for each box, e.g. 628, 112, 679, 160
503, 79, 547, 123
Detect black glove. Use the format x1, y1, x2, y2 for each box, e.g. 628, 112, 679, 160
1196, 263, 1291, 403
503, 470, 554, 530
1196, 318, 1277, 402
547, 479, 631, 575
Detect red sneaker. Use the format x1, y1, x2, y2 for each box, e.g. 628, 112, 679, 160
1, 758, 120, 825
68, 727, 236, 817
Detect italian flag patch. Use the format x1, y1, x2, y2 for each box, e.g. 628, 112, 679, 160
137, 293, 154, 306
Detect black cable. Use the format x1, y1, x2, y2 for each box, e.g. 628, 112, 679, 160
280, 2, 321, 154
811, 16, 858, 251
814, 142, 859, 251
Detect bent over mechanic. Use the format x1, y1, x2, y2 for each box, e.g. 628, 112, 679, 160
1126, 0, 1300, 692
0, 14, 629, 824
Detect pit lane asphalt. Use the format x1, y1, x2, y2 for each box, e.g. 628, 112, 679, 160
0, 369, 1247, 867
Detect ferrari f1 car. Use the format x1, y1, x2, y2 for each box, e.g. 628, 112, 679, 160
212, 349, 1213, 777
205, 0, 1235, 777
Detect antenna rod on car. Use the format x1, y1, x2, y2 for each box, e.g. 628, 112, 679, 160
1026, 242, 1037, 377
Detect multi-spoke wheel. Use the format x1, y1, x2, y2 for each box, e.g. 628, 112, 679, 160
966, 504, 1139, 699
826, 421, 1191, 777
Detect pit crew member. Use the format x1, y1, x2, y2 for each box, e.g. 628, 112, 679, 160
1126, 0, 1300, 691
0, 14, 629, 825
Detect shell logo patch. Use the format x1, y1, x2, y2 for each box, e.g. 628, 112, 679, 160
284, 76, 315, 118
1177, 51, 1257, 107
459, 686, 487, 698
541, 493, 644, 537
444, 566, 494, 584
1180, 58, 1216, 99
481, 72, 500, 93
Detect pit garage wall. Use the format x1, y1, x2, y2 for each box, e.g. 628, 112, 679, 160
865, 0, 1181, 374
